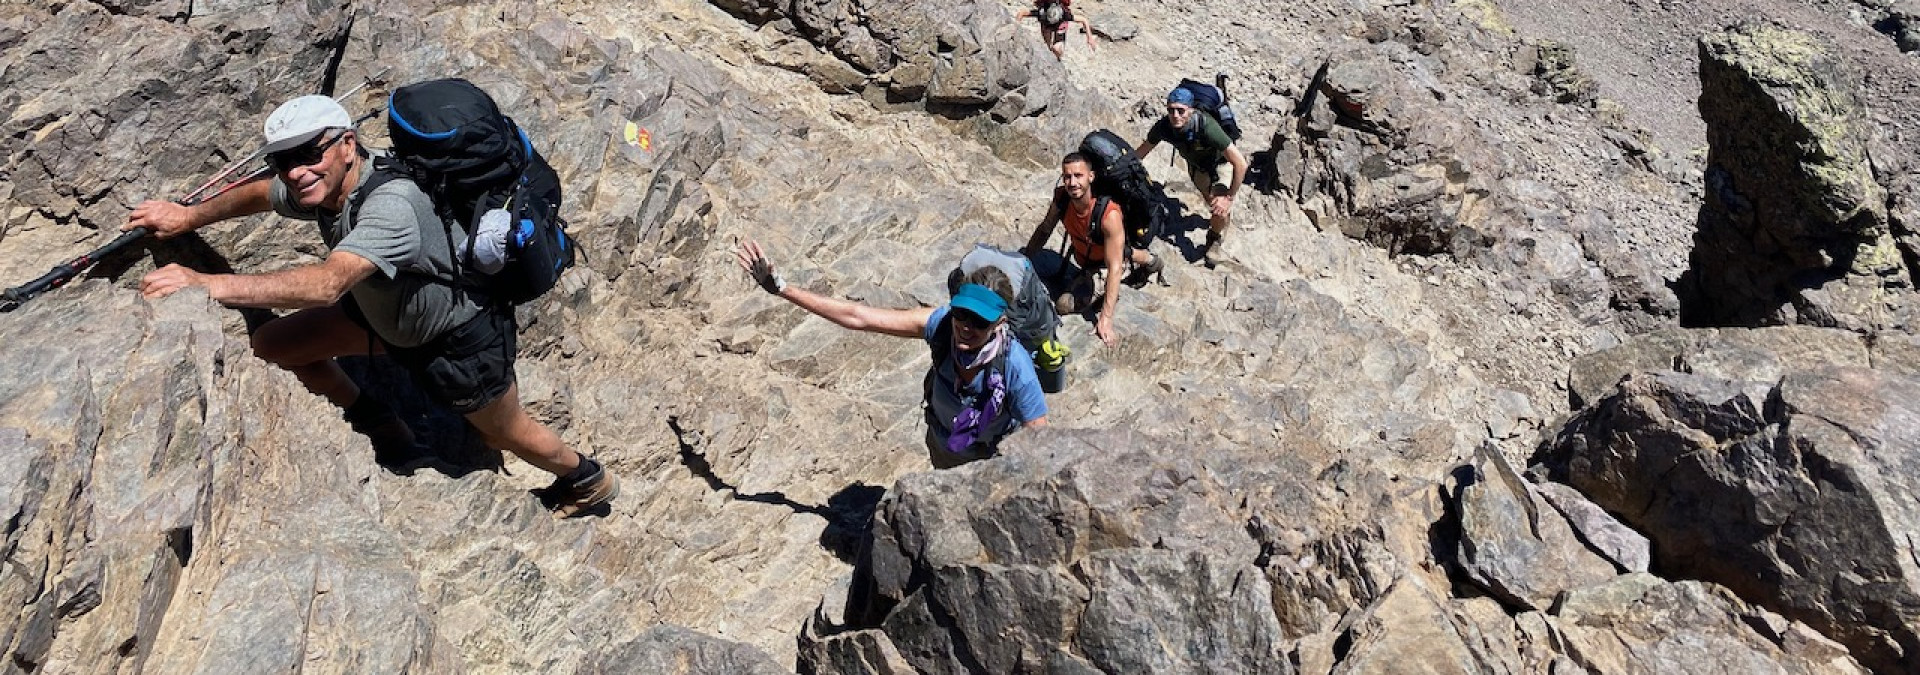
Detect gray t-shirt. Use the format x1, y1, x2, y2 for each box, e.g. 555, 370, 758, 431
271, 150, 482, 347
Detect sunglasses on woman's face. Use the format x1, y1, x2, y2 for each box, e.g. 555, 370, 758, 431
267, 131, 344, 173
952, 310, 993, 332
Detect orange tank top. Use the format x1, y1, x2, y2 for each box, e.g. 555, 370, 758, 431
1061, 194, 1117, 266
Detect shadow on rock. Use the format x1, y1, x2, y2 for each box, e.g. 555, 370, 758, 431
336, 354, 505, 478
672, 417, 885, 563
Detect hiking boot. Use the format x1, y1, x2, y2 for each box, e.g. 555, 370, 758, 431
1054, 293, 1081, 316
539, 457, 619, 518
1121, 253, 1165, 288
342, 397, 426, 471
1202, 231, 1227, 265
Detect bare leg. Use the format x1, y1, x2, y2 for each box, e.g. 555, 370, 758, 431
250, 305, 379, 407
463, 383, 581, 477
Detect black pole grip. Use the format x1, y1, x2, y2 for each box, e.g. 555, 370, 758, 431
2, 228, 151, 307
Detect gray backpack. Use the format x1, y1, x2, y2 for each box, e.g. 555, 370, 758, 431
1040, 1, 1066, 26
946, 244, 1058, 353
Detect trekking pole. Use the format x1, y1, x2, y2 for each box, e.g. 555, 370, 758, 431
1, 72, 391, 312
176, 67, 391, 204
0, 168, 271, 311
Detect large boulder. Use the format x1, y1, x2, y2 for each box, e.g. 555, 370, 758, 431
698, 0, 1115, 165
1679, 23, 1913, 329
1543, 574, 1864, 674
1273, 36, 1676, 331
1447, 445, 1628, 611
0, 283, 460, 672
801, 431, 1301, 674
1539, 332, 1920, 672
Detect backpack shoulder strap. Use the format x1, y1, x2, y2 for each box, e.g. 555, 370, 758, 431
1089, 195, 1112, 246
927, 315, 954, 367
347, 157, 474, 290
346, 157, 405, 229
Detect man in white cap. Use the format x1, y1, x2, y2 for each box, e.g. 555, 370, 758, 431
124, 94, 618, 518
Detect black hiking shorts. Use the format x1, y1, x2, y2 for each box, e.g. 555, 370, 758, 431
343, 298, 518, 415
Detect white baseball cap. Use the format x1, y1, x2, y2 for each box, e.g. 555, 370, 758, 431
261, 95, 353, 153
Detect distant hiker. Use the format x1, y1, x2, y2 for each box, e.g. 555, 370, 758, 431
1136, 82, 1249, 264
126, 92, 617, 518
735, 239, 1048, 468
1015, 0, 1094, 60
1022, 152, 1161, 346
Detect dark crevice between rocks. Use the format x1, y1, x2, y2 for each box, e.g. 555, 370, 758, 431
921, 589, 992, 674
1871, 16, 1918, 54
1430, 464, 1489, 601
667, 415, 883, 563
165, 525, 192, 567
334, 356, 503, 477
922, 99, 997, 122
317, 13, 354, 97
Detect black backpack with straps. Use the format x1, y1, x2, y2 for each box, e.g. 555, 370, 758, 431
1174, 78, 1242, 142
352, 78, 575, 305
1074, 129, 1170, 252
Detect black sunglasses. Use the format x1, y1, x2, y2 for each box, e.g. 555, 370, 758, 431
267, 130, 345, 173
952, 309, 993, 332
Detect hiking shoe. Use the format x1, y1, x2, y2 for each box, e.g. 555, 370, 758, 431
342, 397, 426, 471
539, 460, 619, 518
1121, 253, 1165, 288
1054, 293, 1081, 316
1202, 231, 1226, 265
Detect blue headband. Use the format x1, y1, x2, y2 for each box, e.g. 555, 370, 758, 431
1167, 88, 1196, 106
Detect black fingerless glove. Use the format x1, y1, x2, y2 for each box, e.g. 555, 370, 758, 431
751, 258, 786, 295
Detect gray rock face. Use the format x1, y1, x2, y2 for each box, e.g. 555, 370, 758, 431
1449, 445, 1621, 611
1545, 574, 1864, 675
701, 0, 1115, 164
585, 625, 792, 673
1541, 340, 1920, 672
1274, 31, 1678, 331
0, 284, 460, 673
804, 431, 1293, 674
1, 0, 1914, 671
1680, 23, 1912, 329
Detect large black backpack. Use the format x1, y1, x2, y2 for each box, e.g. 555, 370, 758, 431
945, 244, 1058, 354
1174, 78, 1242, 142
1074, 129, 1171, 252
355, 78, 575, 305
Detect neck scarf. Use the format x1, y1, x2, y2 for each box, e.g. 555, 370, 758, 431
945, 324, 1012, 454
960, 324, 1010, 371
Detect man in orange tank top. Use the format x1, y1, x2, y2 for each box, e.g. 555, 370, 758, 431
1022, 153, 1159, 346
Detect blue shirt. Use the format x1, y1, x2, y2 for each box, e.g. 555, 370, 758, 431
924, 306, 1048, 447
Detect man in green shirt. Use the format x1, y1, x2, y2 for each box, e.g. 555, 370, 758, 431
1135, 86, 1249, 264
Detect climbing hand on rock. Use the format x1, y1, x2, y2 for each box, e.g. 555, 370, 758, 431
124, 200, 197, 239
735, 238, 786, 295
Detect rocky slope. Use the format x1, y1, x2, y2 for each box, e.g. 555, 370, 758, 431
0, 0, 1915, 672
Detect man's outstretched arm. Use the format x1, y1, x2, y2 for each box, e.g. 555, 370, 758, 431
142, 250, 375, 309
124, 179, 273, 239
